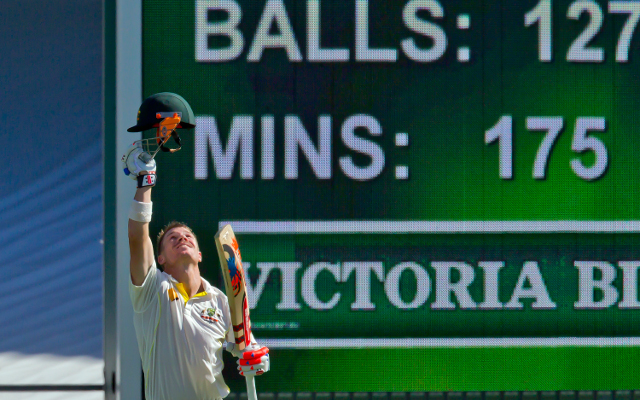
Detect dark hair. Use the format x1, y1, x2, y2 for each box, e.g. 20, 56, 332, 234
156, 221, 198, 269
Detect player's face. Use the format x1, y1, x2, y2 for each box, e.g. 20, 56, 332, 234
160, 227, 202, 266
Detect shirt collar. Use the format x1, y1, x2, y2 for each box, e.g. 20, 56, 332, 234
164, 272, 212, 304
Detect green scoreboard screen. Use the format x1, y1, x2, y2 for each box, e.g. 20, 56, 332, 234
143, 0, 640, 392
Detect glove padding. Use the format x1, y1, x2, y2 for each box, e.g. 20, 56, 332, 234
122, 142, 156, 180
225, 344, 270, 377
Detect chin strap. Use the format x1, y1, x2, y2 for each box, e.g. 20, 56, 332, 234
159, 131, 182, 153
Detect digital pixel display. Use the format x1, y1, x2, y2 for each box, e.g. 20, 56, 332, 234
143, 0, 640, 391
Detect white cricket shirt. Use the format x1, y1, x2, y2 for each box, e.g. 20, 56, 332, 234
130, 263, 235, 400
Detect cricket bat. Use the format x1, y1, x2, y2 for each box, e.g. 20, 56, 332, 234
214, 224, 258, 400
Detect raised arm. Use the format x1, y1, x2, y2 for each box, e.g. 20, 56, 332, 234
123, 142, 158, 286
129, 186, 156, 286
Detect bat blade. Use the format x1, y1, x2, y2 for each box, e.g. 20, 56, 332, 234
215, 224, 252, 351
215, 224, 259, 400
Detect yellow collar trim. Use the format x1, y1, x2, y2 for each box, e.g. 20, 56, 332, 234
175, 282, 207, 305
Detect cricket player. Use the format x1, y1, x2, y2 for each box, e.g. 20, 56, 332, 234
123, 93, 270, 400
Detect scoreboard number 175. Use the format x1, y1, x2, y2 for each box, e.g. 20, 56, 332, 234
485, 116, 607, 181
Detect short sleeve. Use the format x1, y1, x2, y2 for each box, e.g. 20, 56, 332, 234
129, 262, 160, 312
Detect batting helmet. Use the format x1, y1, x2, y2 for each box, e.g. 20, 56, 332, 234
127, 92, 196, 132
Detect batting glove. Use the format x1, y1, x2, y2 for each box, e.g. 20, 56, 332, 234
237, 346, 270, 377
121, 142, 157, 188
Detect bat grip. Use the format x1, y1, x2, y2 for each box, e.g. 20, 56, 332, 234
245, 375, 258, 400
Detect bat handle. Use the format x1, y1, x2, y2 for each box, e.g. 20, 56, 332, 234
245, 375, 258, 400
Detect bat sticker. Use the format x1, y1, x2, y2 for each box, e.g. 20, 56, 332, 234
243, 295, 252, 343
223, 241, 244, 297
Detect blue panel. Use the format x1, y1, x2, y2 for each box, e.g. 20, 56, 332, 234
0, 0, 103, 358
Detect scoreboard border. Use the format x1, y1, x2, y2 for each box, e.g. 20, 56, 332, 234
260, 337, 640, 348
219, 220, 640, 234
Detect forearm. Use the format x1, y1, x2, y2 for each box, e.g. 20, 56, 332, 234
133, 186, 152, 203
129, 187, 155, 285
129, 187, 152, 240
129, 187, 152, 236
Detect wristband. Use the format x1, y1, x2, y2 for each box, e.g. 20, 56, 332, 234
129, 200, 153, 223
137, 172, 157, 188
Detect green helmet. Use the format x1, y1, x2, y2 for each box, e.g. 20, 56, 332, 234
127, 92, 196, 132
